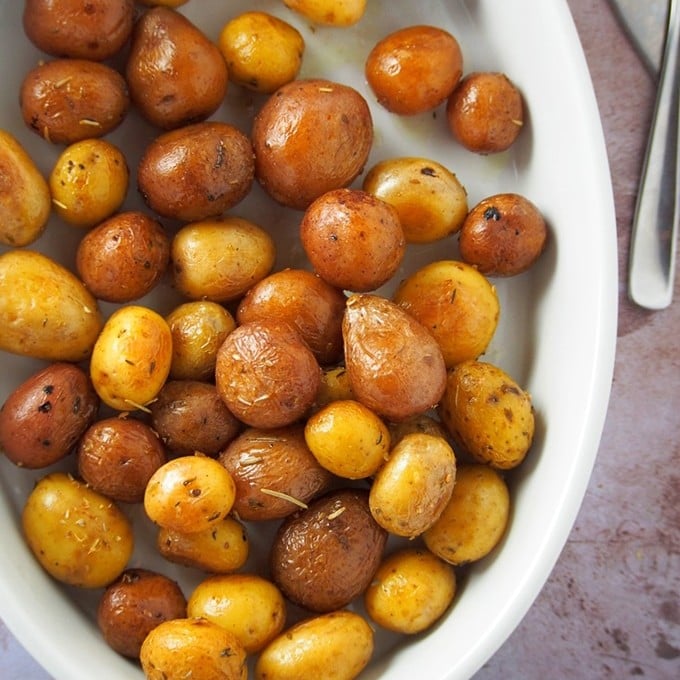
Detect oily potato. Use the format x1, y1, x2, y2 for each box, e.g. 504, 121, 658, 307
282, 0, 367, 26
0, 129, 51, 247
22, 472, 134, 588
20, 58, 129, 144
0, 362, 99, 469
439, 359, 535, 469
126, 7, 228, 130
312, 365, 355, 411
138, 122, 255, 222
0, 250, 103, 361
252, 78, 373, 209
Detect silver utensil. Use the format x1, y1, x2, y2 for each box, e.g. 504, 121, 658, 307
628, 0, 679, 310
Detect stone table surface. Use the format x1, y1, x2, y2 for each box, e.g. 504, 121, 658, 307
1, 0, 679, 678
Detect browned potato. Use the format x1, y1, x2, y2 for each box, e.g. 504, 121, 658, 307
342, 294, 447, 422
149, 380, 241, 457
125, 7, 228, 130
97, 568, 187, 658
365, 25, 463, 115
137, 122, 254, 222
270, 488, 387, 612
447, 72, 524, 154
252, 78, 373, 209
23, 0, 135, 61
300, 188, 406, 292
236, 268, 347, 366
76, 211, 170, 303
215, 319, 321, 429
388, 414, 449, 447
76, 416, 167, 503
458, 193, 548, 276
20, 59, 129, 144
0, 363, 99, 469
219, 425, 335, 521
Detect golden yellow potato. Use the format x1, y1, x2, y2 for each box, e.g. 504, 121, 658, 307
140, 618, 247, 680
188, 574, 286, 653
49, 138, 129, 228
22, 472, 133, 588
255, 610, 374, 680
282, 0, 367, 26
0, 130, 51, 246
172, 217, 276, 303
439, 359, 535, 468
369, 433, 456, 537
89, 305, 172, 411
157, 516, 249, 574
362, 156, 468, 243
219, 12, 304, 93
393, 260, 500, 368
144, 455, 236, 534
166, 301, 236, 381
388, 413, 449, 447
423, 464, 510, 566
0, 250, 103, 361
364, 548, 456, 634
312, 365, 355, 411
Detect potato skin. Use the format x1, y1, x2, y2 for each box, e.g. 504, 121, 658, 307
283, 0, 367, 26
138, 122, 254, 222
252, 78, 373, 209
0, 363, 99, 469
270, 488, 387, 612
23, 0, 135, 61
0, 250, 103, 362
20, 58, 129, 144
97, 568, 187, 659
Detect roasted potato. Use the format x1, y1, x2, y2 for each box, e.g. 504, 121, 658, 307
312, 365, 355, 411
282, 0, 367, 26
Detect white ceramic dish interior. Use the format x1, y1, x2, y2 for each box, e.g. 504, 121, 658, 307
0, 1, 618, 679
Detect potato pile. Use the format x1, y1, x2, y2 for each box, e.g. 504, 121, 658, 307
0, 1, 548, 679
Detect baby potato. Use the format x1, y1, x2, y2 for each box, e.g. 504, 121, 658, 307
23, 0, 135, 61
365, 25, 463, 115
364, 548, 456, 634
97, 568, 187, 659
342, 294, 447, 422
304, 400, 391, 479
76, 416, 167, 504
362, 157, 468, 244
188, 573, 286, 653
237, 268, 346, 366
0, 362, 99, 469
126, 7, 228, 130
255, 610, 374, 680
439, 360, 535, 469
312, 365, 355, 411
76, 211, 170, 302
458, 193, 548, 276
20, 58, 129, 144
149, 380, 241, 457
219, 425, 334, 521
447, 72, 524, 154
22, 472, 134, 588
369, 433, 456, 538
157, 516, 249, 574
144, 455, 236, 534
140, 617, 247, 680
89, 305, 172, 411
252, 78, 373, 209
166, 301, 236, 381
393, 260, 500, 368
423, 464, 510, 566
171, 217, 275, 303
0, 130, 51, 247
219, 12, 304, 94
282, 0, 367, 26
0, 250, 103, 361
215, 319, 321, 429
388, 413, 449, 447
300, 188, 406, 292
270, 488, 387, 612
138, 122, 255, 222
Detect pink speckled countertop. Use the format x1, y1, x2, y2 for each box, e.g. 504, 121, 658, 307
2, 0, 679, 678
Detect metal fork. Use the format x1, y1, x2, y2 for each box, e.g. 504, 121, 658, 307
628, 0, 679, 310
